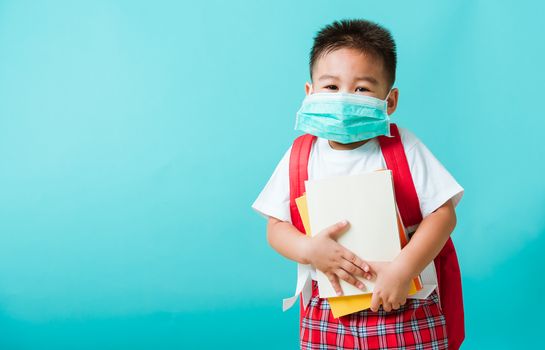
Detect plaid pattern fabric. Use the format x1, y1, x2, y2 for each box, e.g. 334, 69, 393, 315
300, 280, 448, 350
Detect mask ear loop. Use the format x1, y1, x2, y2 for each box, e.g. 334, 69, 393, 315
384, 89, 394, 138
384, 89, 392, 102
384, 88, 393, 116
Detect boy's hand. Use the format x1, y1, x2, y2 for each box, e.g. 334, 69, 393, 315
304, 220, 374, 296
368, 261, 412, 312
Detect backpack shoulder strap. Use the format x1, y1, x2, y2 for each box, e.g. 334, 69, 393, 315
288, 133, 317, 330
289, 126, 423, 230
379, 124, 465, 349
289, 134, 316, 234
378, 123, 423, 228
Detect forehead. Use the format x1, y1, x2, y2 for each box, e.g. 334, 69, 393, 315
312, 47, 387, 83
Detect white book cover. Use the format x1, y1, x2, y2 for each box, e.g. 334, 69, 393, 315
305, 170, 401, 298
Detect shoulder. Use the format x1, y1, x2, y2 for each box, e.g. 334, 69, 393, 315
283, 134, 318, 161
396, 125, 422, 152
395, 125, 441, 169
270, 142, 294, 176
275, 144, 292, 168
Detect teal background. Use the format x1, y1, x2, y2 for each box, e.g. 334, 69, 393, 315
0, 0, 543, 348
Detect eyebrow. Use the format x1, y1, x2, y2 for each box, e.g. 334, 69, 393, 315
317, 74, 378, 85
354, 76, 379, 84
316, 74, 339, 81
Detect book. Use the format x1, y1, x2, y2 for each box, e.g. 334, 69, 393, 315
304, 170, 402, 298
296, 169, 425, 318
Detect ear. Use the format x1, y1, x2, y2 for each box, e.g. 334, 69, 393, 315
386, 88, 399, 115
305, 82, 313, 96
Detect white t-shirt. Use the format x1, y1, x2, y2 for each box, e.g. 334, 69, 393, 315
251, 126, 464, 310
252, 127, 463, 223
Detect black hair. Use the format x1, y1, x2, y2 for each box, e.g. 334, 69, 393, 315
310, 19, 397, 88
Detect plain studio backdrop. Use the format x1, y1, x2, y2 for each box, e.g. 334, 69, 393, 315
0, 0, 544, 348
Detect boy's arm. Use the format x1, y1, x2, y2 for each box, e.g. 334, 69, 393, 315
394, 198, 457, 282
266, 217, 312, 264
369, 199, 457, 311
267, 217, 374, 295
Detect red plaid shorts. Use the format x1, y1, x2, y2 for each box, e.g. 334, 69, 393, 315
300, 280, 448, 349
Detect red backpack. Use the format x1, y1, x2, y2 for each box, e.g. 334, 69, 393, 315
288, 123, 465, 350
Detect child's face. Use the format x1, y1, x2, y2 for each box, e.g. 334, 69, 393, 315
306, 47, 398, 116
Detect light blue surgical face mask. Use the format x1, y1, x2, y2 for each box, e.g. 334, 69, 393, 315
294, 90, 392, 144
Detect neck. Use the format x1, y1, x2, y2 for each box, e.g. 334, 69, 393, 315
328, 139, 370, 150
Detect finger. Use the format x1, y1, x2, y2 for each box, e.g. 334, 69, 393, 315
366, 261, 385, 273
382, 300, 392, 312
400, 298, 407, 306
327, 273, 343, 296
391, 302, 400, 310
325, 220, 350, 240
339, 259, 373, 281
339, 259, 364, 277
342, 250, 371, 274
365, 262, 385, 280
336, 268, 365, 290
370, 292, 381, 312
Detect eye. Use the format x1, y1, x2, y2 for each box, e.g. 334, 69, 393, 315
324, 85, 338, 91
355, 87, 370, 92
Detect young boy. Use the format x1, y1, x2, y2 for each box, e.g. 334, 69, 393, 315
251, 19, 464, 349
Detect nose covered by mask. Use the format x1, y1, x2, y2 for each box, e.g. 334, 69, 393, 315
294, 88, 392, 144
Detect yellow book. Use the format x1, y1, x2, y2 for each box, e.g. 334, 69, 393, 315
295, 193, 422, 318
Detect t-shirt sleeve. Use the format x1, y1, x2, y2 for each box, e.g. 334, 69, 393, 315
400, 128, 464, 218
251, 146, 293, 223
